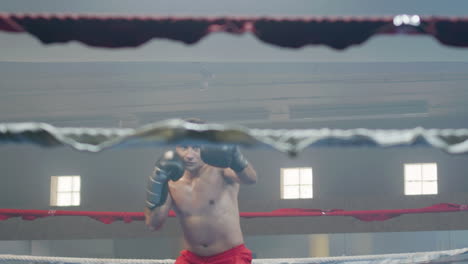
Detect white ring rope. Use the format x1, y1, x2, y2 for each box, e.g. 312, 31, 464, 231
0, 247, 467, 264
1, 120, 468, 155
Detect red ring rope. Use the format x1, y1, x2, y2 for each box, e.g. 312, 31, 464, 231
0, 203, 466, 224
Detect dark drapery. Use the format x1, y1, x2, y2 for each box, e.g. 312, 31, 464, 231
1, 13, 468, 49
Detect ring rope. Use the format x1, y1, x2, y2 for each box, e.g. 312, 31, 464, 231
0, 203, 466, 224
0, 247, 467, 264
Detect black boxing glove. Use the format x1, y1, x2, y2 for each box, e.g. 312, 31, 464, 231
200, 145, 248, 172
146, 151, 184, 209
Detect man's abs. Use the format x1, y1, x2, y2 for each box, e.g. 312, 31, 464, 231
179, 214, 244, 256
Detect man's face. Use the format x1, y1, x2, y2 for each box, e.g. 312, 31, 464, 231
175, 145, 204, 172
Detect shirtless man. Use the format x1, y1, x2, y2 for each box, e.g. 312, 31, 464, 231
144, 141, 257, 264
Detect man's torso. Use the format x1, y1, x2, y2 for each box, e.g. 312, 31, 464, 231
169, 165, 244, 256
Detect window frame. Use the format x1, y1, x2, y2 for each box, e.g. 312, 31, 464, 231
50, 175, 81, 206
281, 167, 313, 199
404, 163, 438, 195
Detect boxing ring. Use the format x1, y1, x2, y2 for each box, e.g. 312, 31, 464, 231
1, 121, 468, 263
2, 11, 468, 264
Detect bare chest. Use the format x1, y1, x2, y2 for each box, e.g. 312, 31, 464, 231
169, 169, 237, 215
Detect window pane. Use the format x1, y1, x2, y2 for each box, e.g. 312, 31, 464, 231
300, 185, 313, 199
422, 181, 438, 195
72, 192, 81, 206
57, 193, 72, 206
283, 186, 300, 199
422, 163, 437, 181
405, 181, 422, 195
283, 169, 299, 185
57, 177, 72, 192
72, 176, 81, 191
300, 168, 313, 185
405, 164, 422, 181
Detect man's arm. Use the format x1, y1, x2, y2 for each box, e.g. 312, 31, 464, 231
144, 151, 184, 230
223, 164, 257, 185
144, 188, 173, 231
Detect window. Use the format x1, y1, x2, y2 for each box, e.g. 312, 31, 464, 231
404, 163, 437, 195
50, 175, 81, 206
281, 167, 313, 199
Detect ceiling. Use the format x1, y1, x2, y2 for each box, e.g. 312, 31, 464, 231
1, 1, 468, 129
1, 61, 467, 129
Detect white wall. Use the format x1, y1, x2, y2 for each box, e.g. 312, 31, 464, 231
0, 241, 30, 255
30, 240, 114, 258
2, 230, 468, 258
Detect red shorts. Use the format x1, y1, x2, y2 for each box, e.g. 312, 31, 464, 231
175, 244, 252, 264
